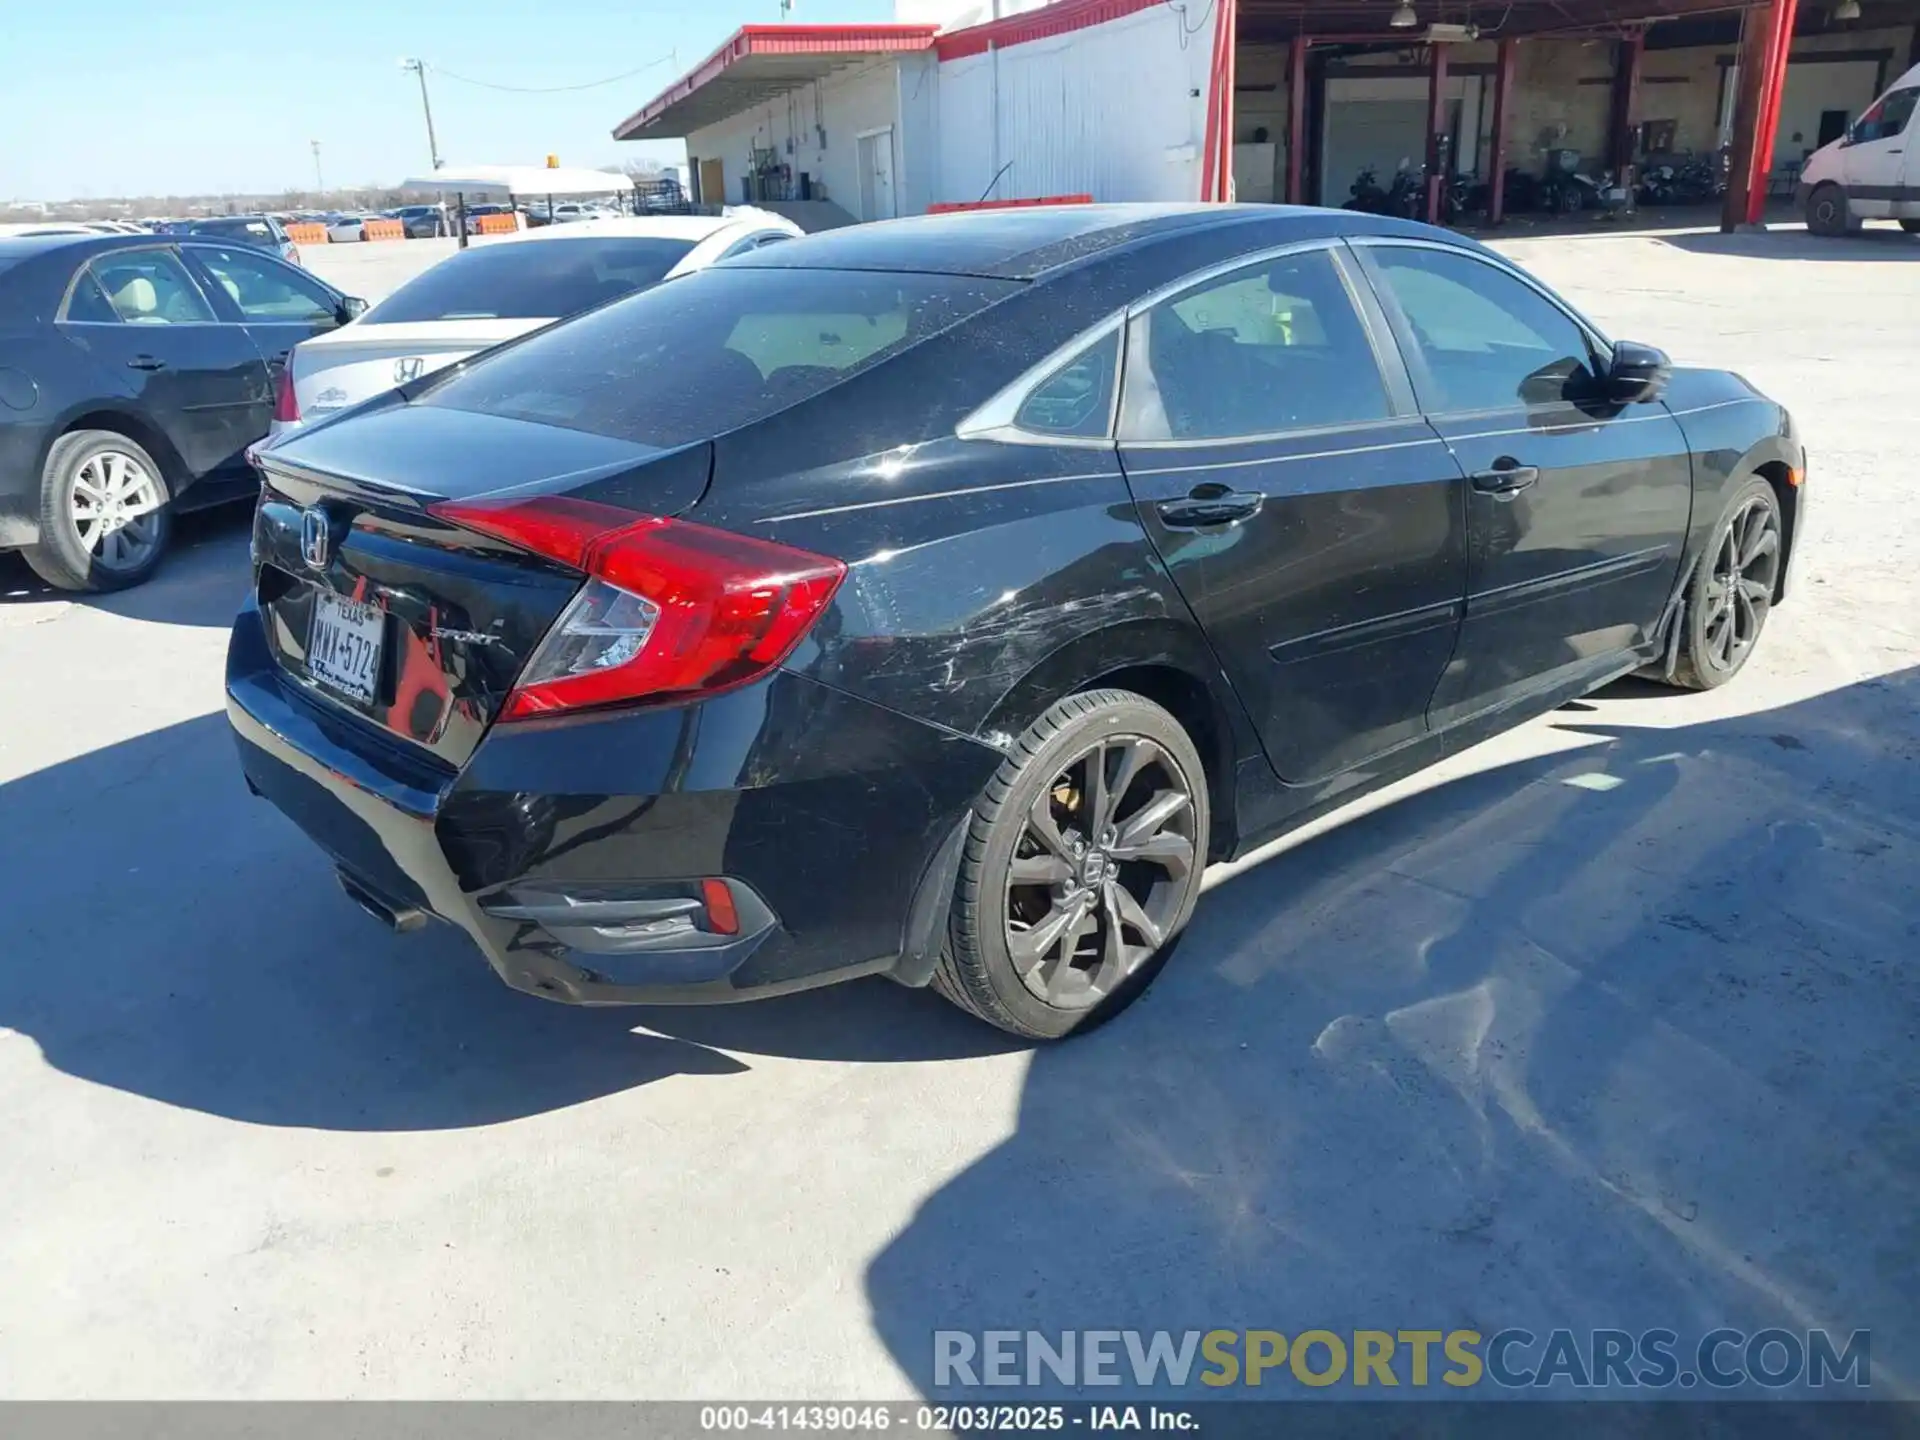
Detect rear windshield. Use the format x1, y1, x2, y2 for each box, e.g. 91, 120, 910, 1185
195, 219, 273, 239
419, 266, 1017, 448
365, 237, 697, 325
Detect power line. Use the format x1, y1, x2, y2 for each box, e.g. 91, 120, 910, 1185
429, 54, 677, 94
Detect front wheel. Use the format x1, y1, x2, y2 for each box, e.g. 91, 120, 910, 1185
933, 690, 1209, 1040
1668, 477, 1783, 691
1807, 183, 1853, 236
21, 430, 173, 592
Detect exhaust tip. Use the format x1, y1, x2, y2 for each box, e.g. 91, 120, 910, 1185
336, 869, 429, 934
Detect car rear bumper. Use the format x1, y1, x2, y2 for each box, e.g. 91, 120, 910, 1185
0, 420, 46, 547
226, 597, 1001, 1005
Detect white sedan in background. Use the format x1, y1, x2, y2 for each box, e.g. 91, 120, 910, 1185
325, 213, 376, 243
268, 210, 803, 436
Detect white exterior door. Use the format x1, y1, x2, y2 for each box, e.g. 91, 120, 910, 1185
857, 128, 897, 220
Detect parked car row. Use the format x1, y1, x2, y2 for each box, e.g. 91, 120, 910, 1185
0, 209, 802, 590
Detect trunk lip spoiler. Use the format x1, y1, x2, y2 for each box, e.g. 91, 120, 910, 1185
255, 439, 711, 513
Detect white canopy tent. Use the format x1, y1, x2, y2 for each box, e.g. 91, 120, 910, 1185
402, 165, 638, 245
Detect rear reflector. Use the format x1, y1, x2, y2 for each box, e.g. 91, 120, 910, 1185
428, 495, 846, 719
701, 878, 740, 936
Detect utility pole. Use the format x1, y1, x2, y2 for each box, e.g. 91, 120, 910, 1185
399, 59, 443, 170
310, 139, 324, 193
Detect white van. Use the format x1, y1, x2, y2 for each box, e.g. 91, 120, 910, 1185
1798, 61, 1920, 235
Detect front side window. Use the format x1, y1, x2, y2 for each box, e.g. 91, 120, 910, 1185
365, 237, 699, 325
1369, 246, 1597, 414
422, 266, 1017, 448
87, 250, 215, 324
1854, 87, 1920, 143
1122, 248, 1392, 441
192, 245, 338, 323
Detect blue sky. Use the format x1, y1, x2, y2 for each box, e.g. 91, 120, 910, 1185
1, 0, 900, 200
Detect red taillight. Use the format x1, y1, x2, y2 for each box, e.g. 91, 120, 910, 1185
428, 496, 847, 720
272, 367, 300, 423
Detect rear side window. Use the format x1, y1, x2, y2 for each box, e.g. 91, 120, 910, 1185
87, 251, 215, 324
364, 237, 698, 324
64, 270, 120, 323
1122, 248, 1392, 441
1016, 329, 1119, 438
421, 267, 1017, 448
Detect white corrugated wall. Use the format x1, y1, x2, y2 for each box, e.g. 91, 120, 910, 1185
933, 5, 1219, 207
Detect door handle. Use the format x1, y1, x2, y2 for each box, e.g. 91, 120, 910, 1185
1470, 461, 1540, 496
126, 355, 167, 372
1156, 485, 1264, 528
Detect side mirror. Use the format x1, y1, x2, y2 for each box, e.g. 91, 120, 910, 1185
336, 295, 369, 324
1606, 340, 1670, 404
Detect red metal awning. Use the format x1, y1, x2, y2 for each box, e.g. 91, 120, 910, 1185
612, 24, 939, 140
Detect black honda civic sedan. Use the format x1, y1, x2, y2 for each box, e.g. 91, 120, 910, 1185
228, 204, 1804, 1038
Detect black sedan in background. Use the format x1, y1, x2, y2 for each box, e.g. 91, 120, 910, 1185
229, 205, 1805, 1038
173, 215, 306, 267
0, 232, 364, 589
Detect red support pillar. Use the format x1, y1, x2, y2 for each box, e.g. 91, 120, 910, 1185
1198, 0, 1239, 200
1425, 41, 1450, 225
1287, 37, 1310, 204
1487, 38, 1517, 226
1725, 0, 1800, 228
1748, 0, 1799, 223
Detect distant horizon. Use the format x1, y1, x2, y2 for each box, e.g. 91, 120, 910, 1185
3, 160, 682, 216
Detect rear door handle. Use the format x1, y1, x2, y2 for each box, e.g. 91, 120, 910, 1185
1156, 486, 1265, 528
126, 355, 167, 372
1470, 462, 1540, 496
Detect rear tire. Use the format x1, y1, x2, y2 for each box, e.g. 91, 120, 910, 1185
933, 689, 1209, 1040
1806, 183, 1853, 236
1667, 477, 1782, 691
21, 430, 173, 592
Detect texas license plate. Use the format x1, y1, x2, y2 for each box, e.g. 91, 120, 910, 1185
308, 592, 384, 703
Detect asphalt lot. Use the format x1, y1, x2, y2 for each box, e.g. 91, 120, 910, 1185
1, 225, 1916, 1399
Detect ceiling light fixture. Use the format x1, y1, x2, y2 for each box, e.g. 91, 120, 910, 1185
1391, 1, 1419, 26
1834, 0, 1860, 19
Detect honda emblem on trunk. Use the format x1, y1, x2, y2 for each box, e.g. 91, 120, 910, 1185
300, 507, 331, 569
393, 356, 426, 383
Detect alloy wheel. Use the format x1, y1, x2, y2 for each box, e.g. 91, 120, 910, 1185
69, 450, 164, 572
1004, 734, 1198, 1010
1702, 494, 1780, 672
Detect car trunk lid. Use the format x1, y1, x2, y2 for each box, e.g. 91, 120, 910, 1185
251, 401, 710, 769
291, 319, 549, 420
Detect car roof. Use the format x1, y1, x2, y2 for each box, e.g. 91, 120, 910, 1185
723, 202, 1437, 279
492, 213, 790, 245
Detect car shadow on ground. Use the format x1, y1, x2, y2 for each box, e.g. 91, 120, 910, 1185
864, 669, 1920, 1400
0, 706, 1017, 1132
0, 504, 255, 629
1660, 227, 1920, 262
